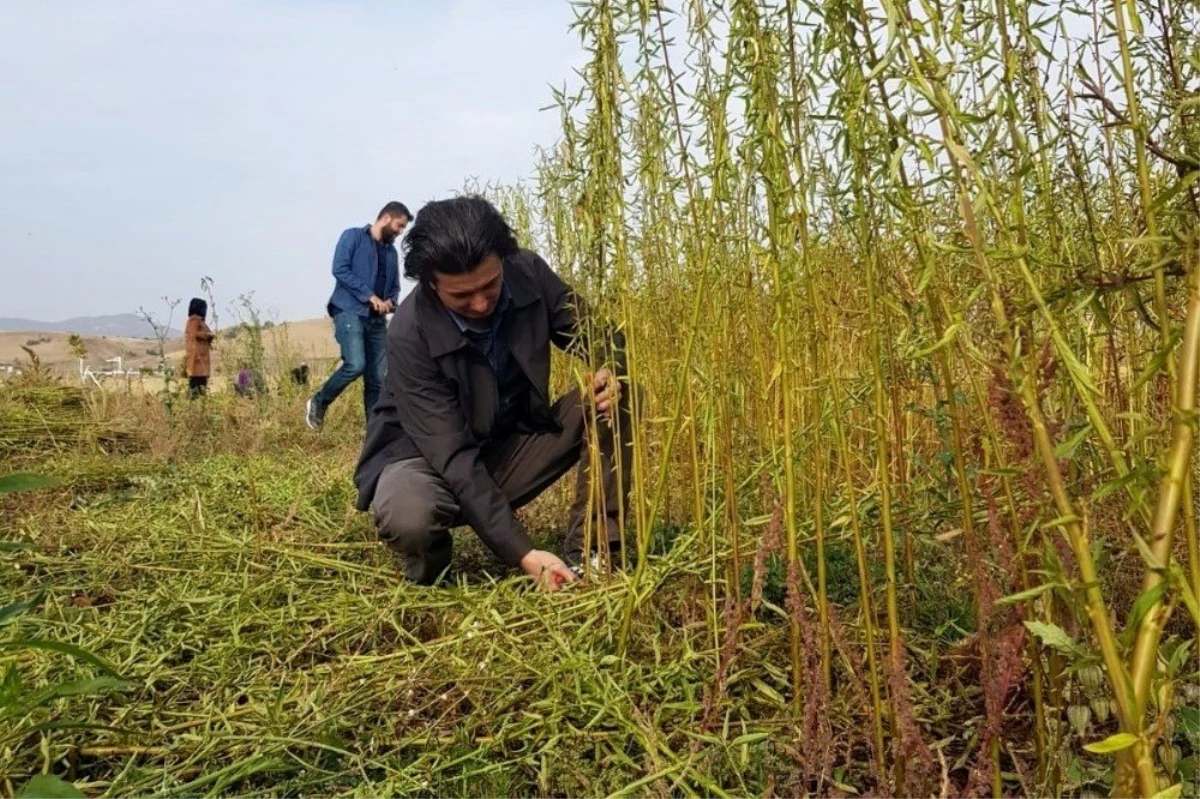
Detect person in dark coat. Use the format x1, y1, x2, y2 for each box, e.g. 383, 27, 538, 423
354, 196, 634, 590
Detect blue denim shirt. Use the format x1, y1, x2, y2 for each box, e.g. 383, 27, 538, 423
327, 225, 400, 318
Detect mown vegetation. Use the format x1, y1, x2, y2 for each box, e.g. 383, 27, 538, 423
3, 0, 1198, 796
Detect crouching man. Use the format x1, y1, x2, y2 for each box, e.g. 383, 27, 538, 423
353, 196, 634, 590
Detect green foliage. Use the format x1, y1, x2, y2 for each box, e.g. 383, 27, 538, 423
1085, 732, 1140, 755
17, 774, 84, 798
0, 473, 60, 494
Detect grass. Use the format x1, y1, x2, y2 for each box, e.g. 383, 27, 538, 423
0, 381, 1041, 795
0, 384, 733, 795
3, 376, 1193, 797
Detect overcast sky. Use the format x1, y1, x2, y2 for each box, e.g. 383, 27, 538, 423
0, 0, 581, 323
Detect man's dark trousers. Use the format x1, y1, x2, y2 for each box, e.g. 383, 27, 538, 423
372, 388, 633, 584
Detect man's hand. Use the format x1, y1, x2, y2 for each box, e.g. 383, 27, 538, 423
368, 295, 391, 315
382, 298, 395, 313
520, 549, 577, 591
591, 368, 621, 421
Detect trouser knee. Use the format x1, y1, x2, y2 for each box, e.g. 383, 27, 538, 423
372, 462, 453, 584
375, 490, 438, 550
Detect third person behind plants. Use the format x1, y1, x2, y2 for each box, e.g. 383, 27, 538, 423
306, 201, 411, 430
184, 297, 215, 399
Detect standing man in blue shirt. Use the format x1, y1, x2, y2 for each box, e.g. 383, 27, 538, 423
306, 201, 411, 430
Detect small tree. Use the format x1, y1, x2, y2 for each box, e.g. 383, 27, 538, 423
137, 296, 180, 395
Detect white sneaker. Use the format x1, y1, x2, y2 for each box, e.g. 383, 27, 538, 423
305, 398, 325, 430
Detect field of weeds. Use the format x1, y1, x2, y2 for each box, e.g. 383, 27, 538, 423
2, 380, 943, 798
1, 335, 1196, 798
4, 0, 1200, 797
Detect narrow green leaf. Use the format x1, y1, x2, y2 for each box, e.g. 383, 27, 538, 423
0, 640, 122, 677
750, 678, 786, 707
1089, 294, 1114, 331
1150, 783, 1182, 799
729, 731, 771, 747
1083, 731, 1139, 754
1072, 289, 1100, 316
1125, 582, 1166, 630
24, 677, 133, 710
865, 43, 898, 82
1053, 334, 1101, 396
1, 663, 23, 710
1093, 465, 1154, 502
1173, 564, 1200, 627
881, 0, 898, 47
1053, 424, 1092, 459
1129, 528, 1166, 572
945, 139, 977, 174
997, 582, 1061, 606
1125, 0, 1144, 35
1131, 330, 1183, 392
0, 589, 46, 626
910, 323, 962, 360
0, 720, 132, 747
1152, 168, 1199, 212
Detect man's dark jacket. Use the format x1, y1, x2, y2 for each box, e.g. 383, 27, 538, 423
354, 250, 622, 566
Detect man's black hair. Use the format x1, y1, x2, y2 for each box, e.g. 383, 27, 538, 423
402, 196, 519, 284
188, 298, 207, 319
377, 201, 412, 221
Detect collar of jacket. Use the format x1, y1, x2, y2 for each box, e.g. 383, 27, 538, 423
417, 255, 542, 359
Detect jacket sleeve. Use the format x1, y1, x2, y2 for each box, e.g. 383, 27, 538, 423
331, 230, 374, 304
388, 327, 534, 566
533, 253, 627, 376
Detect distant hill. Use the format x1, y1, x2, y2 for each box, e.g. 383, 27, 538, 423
0, 316, 338, 378
0, 313, 182, 339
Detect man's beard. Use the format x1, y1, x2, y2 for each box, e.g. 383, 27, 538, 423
380, 230, 397, 244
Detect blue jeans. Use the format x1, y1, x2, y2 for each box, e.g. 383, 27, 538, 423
312, 311, 387, 418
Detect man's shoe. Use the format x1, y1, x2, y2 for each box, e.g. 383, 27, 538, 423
305, 398, 326, 430
564, 549, 624, 578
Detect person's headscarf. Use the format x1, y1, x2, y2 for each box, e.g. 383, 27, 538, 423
188, 298, 207, 319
